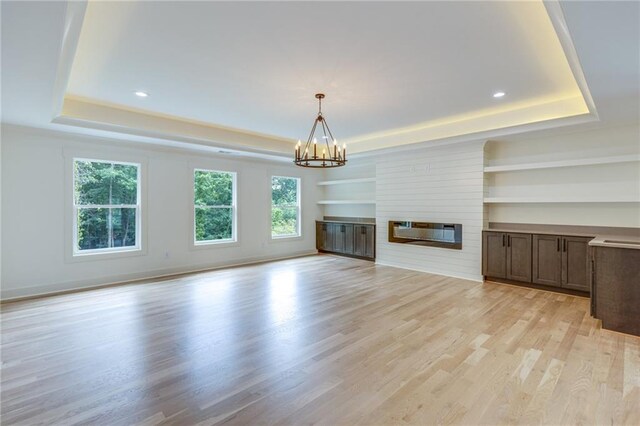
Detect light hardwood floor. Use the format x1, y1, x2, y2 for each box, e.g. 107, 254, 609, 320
1, 255, 639, 425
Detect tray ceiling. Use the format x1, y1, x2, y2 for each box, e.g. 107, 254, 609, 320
3, 1, 605, 157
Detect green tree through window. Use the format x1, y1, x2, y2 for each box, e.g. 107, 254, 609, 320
194, 170, 235, 242
271, 176, 300, 237
74, 159, 140, 252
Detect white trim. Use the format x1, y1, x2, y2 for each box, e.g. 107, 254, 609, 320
70, 157, 144, 258
317, 200, 376, 205
317, 177, 376, 186
0, 251, 319, 301
484, 155, 640, 173
191, 168, 238, 246
484, 197, 640, 204
374, 260, 484, 283
348, 114, 598, 160
51, 1, 87, 119
543, 0, 598, 118
270, 175, 302, 239
63, 150, 148, 263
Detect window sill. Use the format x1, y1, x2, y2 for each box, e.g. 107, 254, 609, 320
269, 235, 303, 243
191, 239, 240, 250
67, 247, 145, 263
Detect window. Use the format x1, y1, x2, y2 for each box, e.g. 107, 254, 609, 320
73, 159, 141, 254
271, 176, 301, 238
194, 169, 236, 244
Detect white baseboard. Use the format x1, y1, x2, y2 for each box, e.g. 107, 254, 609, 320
1, 250, 318, 301
374, 260, 483, 283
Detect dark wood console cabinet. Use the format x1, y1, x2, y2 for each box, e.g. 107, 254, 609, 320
532, 235, 591, 292
483, 231, 591, 294
482, 232, 532, 282
316, 221, 375, 260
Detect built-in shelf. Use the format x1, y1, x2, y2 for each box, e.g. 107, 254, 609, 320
484, 197, 640, 204
484, 155, 640, 173
317, 200, 376, 205
317, 177, 376, 186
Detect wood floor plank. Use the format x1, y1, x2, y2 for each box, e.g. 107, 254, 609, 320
1, 254, 639, 425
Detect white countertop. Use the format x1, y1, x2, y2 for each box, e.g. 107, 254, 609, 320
588, 235, 640, 250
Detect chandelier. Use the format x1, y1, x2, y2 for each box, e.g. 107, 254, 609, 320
294, 93, 346, 168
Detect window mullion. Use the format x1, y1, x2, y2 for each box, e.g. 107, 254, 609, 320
73, 159, 140, 254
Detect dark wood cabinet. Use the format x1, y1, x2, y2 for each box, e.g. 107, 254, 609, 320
332, 224, 354, 254
316, 221, 375, 260
484, 230, 591, 294
482, 231, 530, 281
506, 233, 532, 282
482, 232, 507, 278
562, 236, 591, 292
316, 222, 333, 251
533, 234, 562, 287
532, 234, 590, 292
354, 224, 375, 258
592, 246, 640, 336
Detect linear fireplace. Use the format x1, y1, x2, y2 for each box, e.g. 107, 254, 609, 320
388, 221, 462, 249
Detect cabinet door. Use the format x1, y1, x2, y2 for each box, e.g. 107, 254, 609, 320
316, 223, 324, 250
353, 225, 365, 256
354, 225, 375, 258
332, 224, 346, 253
507, 233, 532, 282
316, 222, 331, 251
482, 232, 506, 278
532, 234, 562, 287
562, 236, 591, 292
344, 224, 354, 255
363, 225, 375, 258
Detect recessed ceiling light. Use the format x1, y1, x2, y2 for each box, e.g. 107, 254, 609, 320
134, 91, 149, 97
493, 91, 506, 98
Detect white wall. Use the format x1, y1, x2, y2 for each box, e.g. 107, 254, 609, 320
1, 125, 322, 299
375, 141, 486, 281
486, 124, 640, 226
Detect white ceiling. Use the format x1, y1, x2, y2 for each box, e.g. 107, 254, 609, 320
67, 1, 583, 141
1, 1, 637, 157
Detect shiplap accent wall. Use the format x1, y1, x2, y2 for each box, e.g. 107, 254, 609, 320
376, 140, 485, 281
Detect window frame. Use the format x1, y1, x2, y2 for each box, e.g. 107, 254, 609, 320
192, 168, 238, 246
72, 157, 142, 257
270, 175, 302, 240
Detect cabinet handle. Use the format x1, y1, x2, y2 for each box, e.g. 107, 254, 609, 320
557, 238, 560, 251
502, 234, 506, 246
563, 239, 567, 252
508, 235, 511, 247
